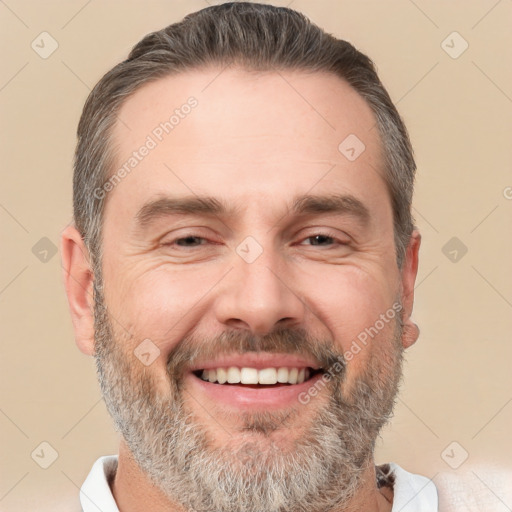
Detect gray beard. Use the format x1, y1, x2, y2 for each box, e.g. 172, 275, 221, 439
92, 277, 404, 512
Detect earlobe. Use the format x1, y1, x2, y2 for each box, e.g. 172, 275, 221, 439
402, 320, 420, 349
60, 225, 96, 356
400, 230, 421, 349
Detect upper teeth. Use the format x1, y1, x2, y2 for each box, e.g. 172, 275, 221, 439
200, 367, 310, 385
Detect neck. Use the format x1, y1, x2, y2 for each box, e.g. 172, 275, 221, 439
111, 440, 393, 512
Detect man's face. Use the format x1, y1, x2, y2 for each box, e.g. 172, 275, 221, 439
93, 68, 414, 511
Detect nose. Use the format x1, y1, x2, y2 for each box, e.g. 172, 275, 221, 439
212, 246, 306, 336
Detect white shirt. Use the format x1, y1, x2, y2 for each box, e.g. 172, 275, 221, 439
80, 455, 439, 511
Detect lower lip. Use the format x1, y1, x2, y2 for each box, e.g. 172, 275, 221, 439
185, 371, 325, 410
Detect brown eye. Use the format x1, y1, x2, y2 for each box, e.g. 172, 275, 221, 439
300, 232, 346, 247
175, 236, 206, 247
306, 235, 335, 246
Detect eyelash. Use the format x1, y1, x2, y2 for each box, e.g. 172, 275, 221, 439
161, 231, 348, 249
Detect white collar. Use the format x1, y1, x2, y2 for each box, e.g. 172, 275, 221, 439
388, 462, 438, 511
80, 455, 119, 512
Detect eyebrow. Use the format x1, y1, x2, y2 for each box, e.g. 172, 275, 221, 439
135, 195, 233, 229
291, 193, 370, 224
134, 192, 371, 230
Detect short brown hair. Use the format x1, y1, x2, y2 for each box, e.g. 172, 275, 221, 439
73, 1, 416, 273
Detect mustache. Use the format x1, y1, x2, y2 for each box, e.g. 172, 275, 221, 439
165, 326, 346, 380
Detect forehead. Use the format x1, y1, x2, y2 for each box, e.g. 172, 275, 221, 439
107, 67, 387, 219
113, 67, 380, 156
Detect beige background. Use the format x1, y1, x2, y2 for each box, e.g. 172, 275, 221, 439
1, 1, 511, 511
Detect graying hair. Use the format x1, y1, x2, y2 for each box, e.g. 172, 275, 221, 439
73, 1, 416, 273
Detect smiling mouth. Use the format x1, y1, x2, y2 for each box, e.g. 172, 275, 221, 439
192, 367, 323, 388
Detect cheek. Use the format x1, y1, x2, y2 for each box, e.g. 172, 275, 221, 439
102, 267, 205, 392
104, 264, 219, 350
304, 265, 398, 356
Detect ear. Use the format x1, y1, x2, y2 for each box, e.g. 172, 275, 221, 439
60, 224, 96, 355
400, 230, 421, 349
